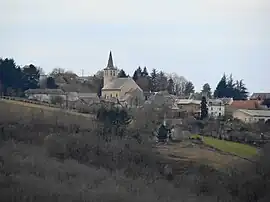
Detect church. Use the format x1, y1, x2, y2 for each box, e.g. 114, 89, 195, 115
101, 51, 144, 106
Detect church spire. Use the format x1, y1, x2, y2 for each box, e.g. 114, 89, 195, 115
106, 51, 114, 69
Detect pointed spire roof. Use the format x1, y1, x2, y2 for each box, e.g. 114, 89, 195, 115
106, 51, 115, 69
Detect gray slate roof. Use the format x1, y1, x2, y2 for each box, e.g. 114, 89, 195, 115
25, 88, 65, 95
103, 77, 138, 90
250, 93, 270, 100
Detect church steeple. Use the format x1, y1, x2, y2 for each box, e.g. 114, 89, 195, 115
106, 51, 115, 69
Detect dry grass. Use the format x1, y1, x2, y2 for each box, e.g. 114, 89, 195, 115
0, 100, 269, 202
157, 142, 250, 170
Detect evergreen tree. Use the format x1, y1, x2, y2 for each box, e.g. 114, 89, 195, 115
46, 77, 58, 89
201, 83, 212, 98
226, 74, 235, 98
118, 69, 128, 78
150, 68, 158, 92
137, 66, 142, 77
183, 81, 195, 96
234, 79, 248, 100
167, 78, 175, 94
214, 74, 227, 98
142, 66, 149, 77
132, 70, 139, 81
200, 96, 208, 120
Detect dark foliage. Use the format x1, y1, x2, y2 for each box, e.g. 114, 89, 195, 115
0, 58, 40, 96
200, 96, 208, 120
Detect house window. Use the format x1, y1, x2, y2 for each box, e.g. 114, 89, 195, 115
218, 113, 221, 116
219, 108, 221, 111
110, 94, 112, 97
116, 93, 118, 97
113, 71, 115, 76
211, 107, 213, 110
110, 71, 112, 76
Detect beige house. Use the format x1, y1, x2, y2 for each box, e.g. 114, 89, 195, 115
101, 51, 144, 106
176, 99, 201, 114
233, 109, 270, 123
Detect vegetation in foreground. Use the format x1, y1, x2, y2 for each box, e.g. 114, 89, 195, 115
0, 102, 269, 202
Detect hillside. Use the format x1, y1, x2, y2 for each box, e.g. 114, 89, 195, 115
0, 101, 269, 202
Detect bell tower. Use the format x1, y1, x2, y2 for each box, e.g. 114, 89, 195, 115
103, 51, 117, 87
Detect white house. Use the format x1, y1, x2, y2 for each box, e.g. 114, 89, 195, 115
208, 99, 225, 118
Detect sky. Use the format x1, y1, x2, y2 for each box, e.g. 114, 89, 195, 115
1, 0, 270, 93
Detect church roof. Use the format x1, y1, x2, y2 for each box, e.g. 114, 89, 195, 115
104, 51, 117, 70
102, 77, 142, 91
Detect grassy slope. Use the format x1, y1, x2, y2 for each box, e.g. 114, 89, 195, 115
192, 135, 258, 159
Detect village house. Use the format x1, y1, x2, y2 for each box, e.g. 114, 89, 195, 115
101, 51, 144, 106
233, 109, 270, 123
208, 99, 225, 118
175, 99, 201, 115
25, 88, 67, 103
224, 99, 263, 117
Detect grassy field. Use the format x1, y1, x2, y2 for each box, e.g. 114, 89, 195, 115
191, 135, 258, 159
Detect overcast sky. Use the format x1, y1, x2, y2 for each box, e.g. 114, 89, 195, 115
1, 0, 269, 93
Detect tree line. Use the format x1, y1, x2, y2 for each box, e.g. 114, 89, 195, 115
0, 57, 249, 100
118, 66, 196, 97
0, 58, 58, 96
118, 67, 249, 100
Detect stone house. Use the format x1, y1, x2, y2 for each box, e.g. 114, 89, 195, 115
233, 109, 270, 123
175, 99, 201, 115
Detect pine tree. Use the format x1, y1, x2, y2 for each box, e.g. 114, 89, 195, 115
118, 69, 128, 78
214, 74, 227, 98
150, 68, 158, 92
167, 78, 175, 94
132, 70, 139, 81
142, 66, 149, 77
200, 96, 208, 120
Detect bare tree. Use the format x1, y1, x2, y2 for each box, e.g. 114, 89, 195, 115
165, 72, 188, 96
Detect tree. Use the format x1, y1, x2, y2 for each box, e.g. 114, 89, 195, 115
165, 73, 187, 96
118, 69, 128, 78
132, 70, 139, 82
0, 58, 30, 96
200, 96, 208, 120
157, 71, 168, 91
46, 77, 58, 89
183, 81, 195, 96
234, 79, 248, 100
50, 68, 65, 77
214, 74, 227, 98
167, 78, 175, 94
201, 83, 212, 98
142, 66, 149, 77
150, 68, 158, 92
22, 64, 40, 90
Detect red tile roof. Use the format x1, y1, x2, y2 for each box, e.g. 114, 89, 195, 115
231, 100, 262, 110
